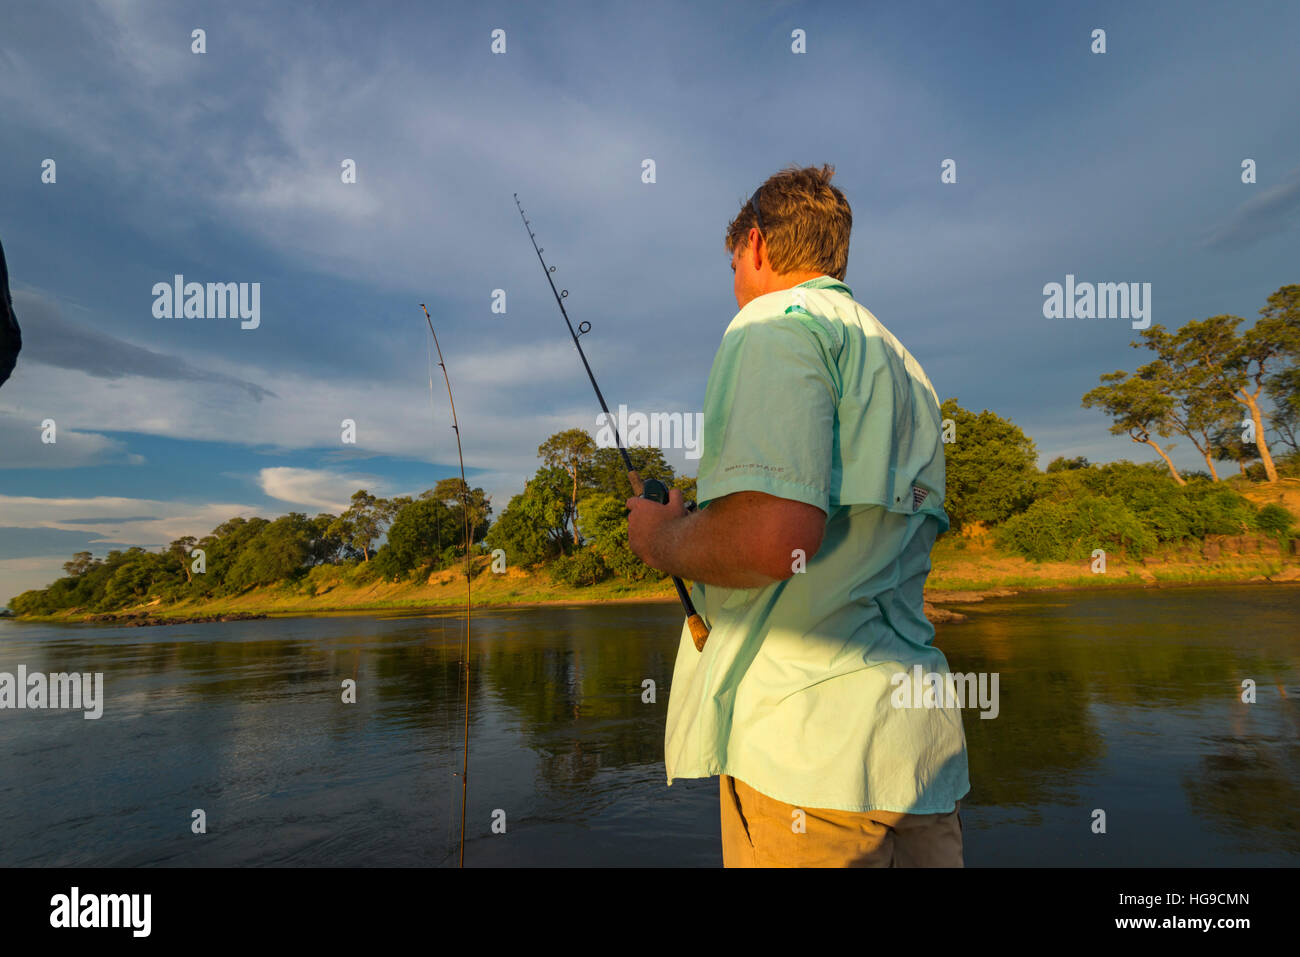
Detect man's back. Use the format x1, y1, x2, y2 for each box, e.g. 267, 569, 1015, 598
664, 276, 970, 815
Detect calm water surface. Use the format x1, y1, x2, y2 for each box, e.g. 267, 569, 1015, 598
1, 585, 1296, 866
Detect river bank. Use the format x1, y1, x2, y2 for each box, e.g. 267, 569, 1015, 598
13, 534, 1297, 626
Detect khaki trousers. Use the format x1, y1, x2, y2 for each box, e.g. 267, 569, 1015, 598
719, 774, 964, 867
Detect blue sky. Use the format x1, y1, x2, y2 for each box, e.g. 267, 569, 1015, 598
2, 0, 1298, 601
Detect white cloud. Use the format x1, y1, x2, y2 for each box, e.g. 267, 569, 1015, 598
0, 410, 130, 469
258, 467, 380, 512
0, 495, 262, 545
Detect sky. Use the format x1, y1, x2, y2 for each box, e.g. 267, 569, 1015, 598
1, 0, 1298, 601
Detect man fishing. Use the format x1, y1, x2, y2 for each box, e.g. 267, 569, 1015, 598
625, 164, 970, 867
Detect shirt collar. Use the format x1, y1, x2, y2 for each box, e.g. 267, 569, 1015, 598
797, 275, 853, 298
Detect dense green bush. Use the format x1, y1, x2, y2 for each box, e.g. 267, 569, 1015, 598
997, 495, 1156, 562
578, 493, 662, 582
1256, 503, 1296, 537
548, 549, 609, 587
1000, 457, 1289, 561
994, 499, 1073, 561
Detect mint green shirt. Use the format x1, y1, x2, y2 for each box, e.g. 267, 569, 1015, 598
664, 276, 970, 814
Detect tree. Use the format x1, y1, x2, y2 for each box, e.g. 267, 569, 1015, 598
1132, 327, 1240, 480
426, 478, 492, 545
578, 493, 662, 581
1265, 364, 1300, 453
62, 551, 98, 577
1082, 371, 1185, 485
484, 476, 569, 566
225, 513, 315, 590
538, 429, 597, 547
939, 398, 1040, 527
587, 445, 675, 499
167, 536, 198, 583
330, 490, 387, 562
102, 554, 167, 608
1171, 304, 1296, 484
308, 513, 350, 564
1207, 425, 1259, 478
1251, 285, 1300, 468
375, 497, 455, 579
1046, 456, 1089, 473
197, 517, 269, 594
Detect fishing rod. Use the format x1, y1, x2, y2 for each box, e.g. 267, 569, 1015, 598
513, 193, 710, 652
420, 302, 473, 867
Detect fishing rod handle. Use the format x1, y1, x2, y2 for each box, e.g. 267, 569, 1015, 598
634, 474, 710, 651
687, 614, 710, 651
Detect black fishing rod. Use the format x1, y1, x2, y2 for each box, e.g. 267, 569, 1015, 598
513, 193, 710, 652
420, 303, 473, 867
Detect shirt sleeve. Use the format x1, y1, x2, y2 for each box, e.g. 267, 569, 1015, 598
695, 312, 839, 514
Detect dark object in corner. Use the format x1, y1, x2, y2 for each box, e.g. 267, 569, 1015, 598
0, 237, 20, 388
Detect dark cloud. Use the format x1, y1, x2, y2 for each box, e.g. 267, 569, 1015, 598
1204, 164, 1300, 250
12, 291, 276, 401
0, 526, 145, 561
56, 516, 158, 524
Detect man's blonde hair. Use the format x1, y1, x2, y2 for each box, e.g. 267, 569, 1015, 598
725, 164, 852, 280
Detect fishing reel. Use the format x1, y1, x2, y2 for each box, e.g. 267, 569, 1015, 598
640, 478, 697, 512
640, 478, 670, 504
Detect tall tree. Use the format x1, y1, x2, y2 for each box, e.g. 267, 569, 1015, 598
1251, 285, 1300, 469
62, 551, 98, 577
1265, 364, 1300, 453
1208, 425, 1259, 477
1082, 371, 1185, 485
1170, 304, 1296, 484
587, 445, 675, 499
1134, 327, 1240, 480
484, 475, 568, 565
330, 490, 386, 562
426, 478, 492, 544
538, 429, 597, 547
167, 536, 197, 583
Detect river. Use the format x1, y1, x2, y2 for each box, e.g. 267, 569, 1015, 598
1, 585, 1296, 866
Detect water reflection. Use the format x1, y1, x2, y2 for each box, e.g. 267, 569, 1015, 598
0, 585, 1296, 866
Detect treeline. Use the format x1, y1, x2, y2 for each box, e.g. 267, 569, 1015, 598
941, 399, 1297, 562
11, 435, 687, 616
13, 358, 1300, 616
1083, 284, 1299, 483
10, 479, 491, 616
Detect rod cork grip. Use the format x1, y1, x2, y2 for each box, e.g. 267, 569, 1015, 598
688, 614, 710, 652
627, 470, 644, 496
